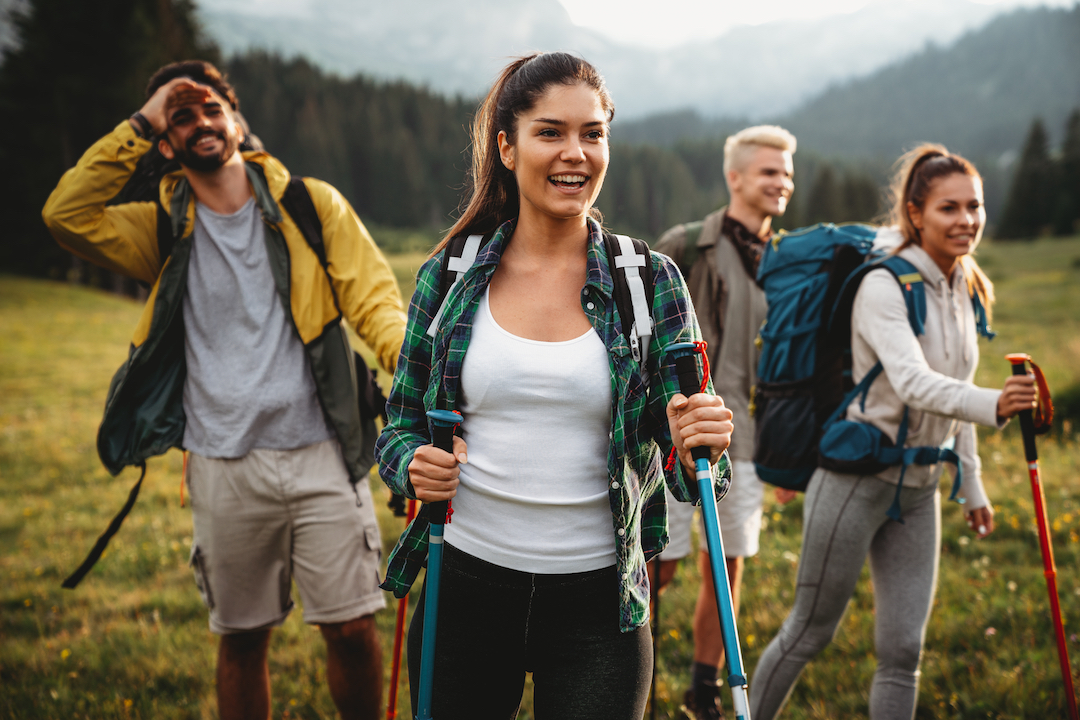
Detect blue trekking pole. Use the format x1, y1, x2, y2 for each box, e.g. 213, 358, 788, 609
666, 342, 751, 720
415, 409, 463, 720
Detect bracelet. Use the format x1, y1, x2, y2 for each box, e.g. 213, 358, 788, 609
129, 112, 153, 139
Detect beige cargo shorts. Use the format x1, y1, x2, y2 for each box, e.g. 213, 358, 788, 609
187, 438, 386, 634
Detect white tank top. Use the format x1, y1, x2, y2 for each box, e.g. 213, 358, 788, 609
443, 288, 616, 573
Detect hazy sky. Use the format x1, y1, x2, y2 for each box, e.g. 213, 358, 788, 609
556, 0, 1074, 47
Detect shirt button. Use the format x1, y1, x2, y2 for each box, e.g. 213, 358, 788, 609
617, 527, 626, 536
586, 301, 595, 310
611, 481, 620, 489
126, 140, 134, 147
622, 572, 629, 580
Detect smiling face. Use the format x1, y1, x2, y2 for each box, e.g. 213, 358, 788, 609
158, 82, 243, 173
908, 172, 985, 276
497, 82, 610, 227
727, 145, 794, 220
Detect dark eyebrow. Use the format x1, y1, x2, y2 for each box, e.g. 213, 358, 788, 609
531, 118, 606, 128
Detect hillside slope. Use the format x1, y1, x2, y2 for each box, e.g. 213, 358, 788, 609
780, 5, 1080, 161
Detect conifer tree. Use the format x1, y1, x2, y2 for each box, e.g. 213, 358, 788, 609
805, 164, 841, 226
1054, 109, 1080, 236
999, 118, 1054, 239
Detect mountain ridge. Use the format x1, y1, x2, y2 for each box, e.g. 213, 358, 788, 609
196, 0, 1021, 119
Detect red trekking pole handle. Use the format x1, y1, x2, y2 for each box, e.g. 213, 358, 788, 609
1006, 353, 1078, 719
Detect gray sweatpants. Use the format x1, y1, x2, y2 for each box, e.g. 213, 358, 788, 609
750, 467, 941, 720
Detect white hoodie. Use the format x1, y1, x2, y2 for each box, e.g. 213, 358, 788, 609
846, 235, 1003, 510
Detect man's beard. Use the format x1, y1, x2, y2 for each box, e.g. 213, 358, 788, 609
171, 129, 239, 172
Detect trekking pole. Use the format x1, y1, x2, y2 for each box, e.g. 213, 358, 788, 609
666, 342, 751, 720
1006, 353, 1078, 719
387, 496, 418, 720
649, 561, 660, 720
415, 409, 463, 720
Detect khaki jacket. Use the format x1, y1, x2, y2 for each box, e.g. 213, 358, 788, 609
43, 120, 406, 481
655, 207, 767, 461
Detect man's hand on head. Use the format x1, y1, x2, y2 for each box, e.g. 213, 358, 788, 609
135, 77, 212, 137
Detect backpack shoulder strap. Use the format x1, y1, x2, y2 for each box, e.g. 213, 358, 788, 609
603, 232, 655, 364
155, 198, 174, 267
426, 232, 488, 338
677, 220, 705, 279
877, 256, 927, 337
829, 256, 927, 341
280, 175, 327, 268
970, 288, 996, 340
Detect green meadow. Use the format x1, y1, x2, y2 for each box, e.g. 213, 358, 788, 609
3, 236, 1080, 719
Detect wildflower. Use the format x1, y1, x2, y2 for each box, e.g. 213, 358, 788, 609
985, 627, 997, 637
1008, 581, 1017, 592
60, 649, 71, 660
958, 536, 970, 546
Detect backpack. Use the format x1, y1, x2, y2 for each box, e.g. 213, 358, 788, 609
752, 223, 994, 515
63, 170, 389, 588
426, 230, 655, 365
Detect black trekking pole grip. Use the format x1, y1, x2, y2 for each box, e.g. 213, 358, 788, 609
672, 349, 711, 463
1010, 359, 1038, 462
427, 410, 462, 529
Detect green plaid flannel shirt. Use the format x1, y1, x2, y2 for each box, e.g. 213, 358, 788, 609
375, 219, 731, 632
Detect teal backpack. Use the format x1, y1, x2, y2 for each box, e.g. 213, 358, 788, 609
752, 223, 995, 519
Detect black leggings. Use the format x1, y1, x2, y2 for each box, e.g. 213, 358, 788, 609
407, 544, 652, 720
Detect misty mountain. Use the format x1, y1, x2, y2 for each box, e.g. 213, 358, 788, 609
780, 4, 1080, 163
196, 0, 1015, 119
620, 5, 1080, 162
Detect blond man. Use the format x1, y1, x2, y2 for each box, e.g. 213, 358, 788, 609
653, 125, 797, 720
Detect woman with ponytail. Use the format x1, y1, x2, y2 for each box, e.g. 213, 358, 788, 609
749, 145, 1037, 720
375, 52, 733, 719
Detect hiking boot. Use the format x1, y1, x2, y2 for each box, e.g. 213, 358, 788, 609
680, 687, 724, 720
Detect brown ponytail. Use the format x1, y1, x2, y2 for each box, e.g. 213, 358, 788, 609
432, 52, 614, 256
886, 144, 995, 319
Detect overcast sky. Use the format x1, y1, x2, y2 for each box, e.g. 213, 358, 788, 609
556, 0, 1075, 48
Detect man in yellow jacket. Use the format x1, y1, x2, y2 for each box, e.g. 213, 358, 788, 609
43, 61, 406, 720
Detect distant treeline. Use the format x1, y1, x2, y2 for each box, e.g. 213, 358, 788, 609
230, 53, 885, 243
0, 0, 218, 281
999, 112, 1080, 239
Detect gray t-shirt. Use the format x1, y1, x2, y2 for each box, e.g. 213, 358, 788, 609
181, 197, 332, 458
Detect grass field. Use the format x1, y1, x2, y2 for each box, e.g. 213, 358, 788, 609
2, 235, 1080, 718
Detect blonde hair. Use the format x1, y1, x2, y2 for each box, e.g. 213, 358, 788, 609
723, 125, 797, 176
887, 143, 995, 318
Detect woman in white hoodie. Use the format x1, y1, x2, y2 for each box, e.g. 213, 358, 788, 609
749, 145, 1037, 720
